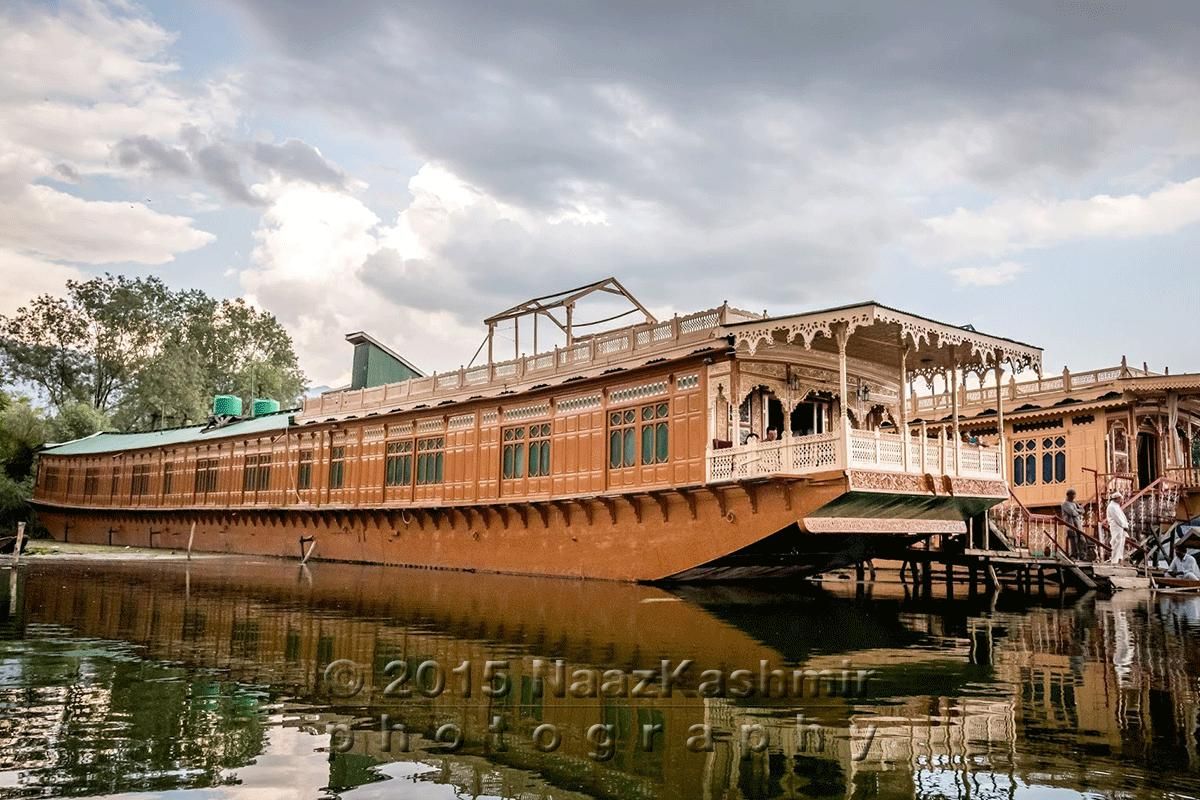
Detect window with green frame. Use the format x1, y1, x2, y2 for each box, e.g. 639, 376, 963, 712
385, 440, 413, 486
328, 446, 345, 489
609, 408, 638, 468
502, 426, 526, 479
641, 402, 670, 464
416, 437, 444, 485
297, 449, 313, 490
609, 402, 669, 468
527, 422, 551, 477
503, 423, 552, 479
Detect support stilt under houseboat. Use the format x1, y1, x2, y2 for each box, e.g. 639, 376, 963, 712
31, 278, 1043, 582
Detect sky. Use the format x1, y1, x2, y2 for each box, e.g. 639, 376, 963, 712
1, 0, 1199, 389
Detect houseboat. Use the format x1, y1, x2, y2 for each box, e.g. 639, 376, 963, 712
923, 359, 1200, 556
30, 278, 1042, 581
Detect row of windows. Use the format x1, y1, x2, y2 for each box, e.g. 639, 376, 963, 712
1012, 436, 1067, 487
48, 404, 678, 499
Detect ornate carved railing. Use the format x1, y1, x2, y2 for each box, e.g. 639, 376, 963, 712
912, 364, 1156, 413
706, 432, 842, 483
303, 305, 733, 420
988, 490, 1069, 557
705, 429, 1003, 483
1166, 466, 1200, 490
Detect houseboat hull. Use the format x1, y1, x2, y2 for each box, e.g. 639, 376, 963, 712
34, 470, 1003, 582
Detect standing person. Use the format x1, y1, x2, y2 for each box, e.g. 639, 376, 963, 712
1106, 491, 1130, 565
1060, 489, 1086, 559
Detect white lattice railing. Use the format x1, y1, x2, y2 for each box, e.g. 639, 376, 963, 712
912, 364, 1157, 413
706, 432, 841, 483
706, 429, 1003, 483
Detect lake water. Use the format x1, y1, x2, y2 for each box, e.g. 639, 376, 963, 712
0, 557, 1198, 799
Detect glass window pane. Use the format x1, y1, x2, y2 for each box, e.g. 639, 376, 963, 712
656, 422, 669, 462
541, 442, 551, 475
1025, 455, 1036, 484
623, 429, 636, 467
610, 431, 621, 468
513, 445, 524, 478
657, 402, 668, 418
642, 425, 654, 464
1013, 457, 1024, 485
503, 445, 514, 479
1042, 453, 1052, 484
1055, 451, 1066, 482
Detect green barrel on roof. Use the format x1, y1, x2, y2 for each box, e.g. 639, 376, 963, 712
213, 395, 243, 417
252, 398, 281, 417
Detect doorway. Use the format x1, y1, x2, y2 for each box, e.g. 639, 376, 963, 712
1137, 431, 1158, 488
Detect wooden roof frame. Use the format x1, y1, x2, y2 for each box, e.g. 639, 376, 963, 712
477, 277, 657, 365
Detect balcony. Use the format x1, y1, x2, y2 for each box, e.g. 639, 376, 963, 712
706, 428, 1003, 484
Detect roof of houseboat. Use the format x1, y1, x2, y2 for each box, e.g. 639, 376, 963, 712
40, 410, 293, 456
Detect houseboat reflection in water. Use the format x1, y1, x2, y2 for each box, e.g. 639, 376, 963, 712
2, 559, 1199, 799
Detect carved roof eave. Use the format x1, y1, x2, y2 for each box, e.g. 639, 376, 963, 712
721, 302, 1042, 378
1120, 373, 1200, 394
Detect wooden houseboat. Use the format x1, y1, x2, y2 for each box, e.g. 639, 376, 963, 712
30, 278, 1042, 582
911, 360, 1200, 550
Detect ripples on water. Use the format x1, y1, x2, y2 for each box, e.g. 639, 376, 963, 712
0, 558, 1198, 799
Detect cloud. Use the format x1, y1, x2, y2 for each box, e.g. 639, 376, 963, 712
112, 131, 352, 204
949, 261, 1025, 288
239, 179, 484, 383
113, 134, 192, 176
0, 181, 214, 265
0, 0, 221, 305
919, 177, 1200, 262
251, 139, 348, 189
0, 249, 84, 316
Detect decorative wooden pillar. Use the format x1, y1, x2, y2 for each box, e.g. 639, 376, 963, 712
836, 324, 851, 467
899, 343, 910, 471
920, 420, 928, 473
951, 364, 961, 475
994, 357, 1006, 482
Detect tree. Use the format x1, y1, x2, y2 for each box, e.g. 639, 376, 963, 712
50, 401, 112, 443
1, 275, 307, 430
0, 399, 48, 482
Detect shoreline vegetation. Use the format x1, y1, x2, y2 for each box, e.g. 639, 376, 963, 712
0, 273, 307, 537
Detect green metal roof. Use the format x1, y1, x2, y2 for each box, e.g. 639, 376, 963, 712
41, 412, 294, 456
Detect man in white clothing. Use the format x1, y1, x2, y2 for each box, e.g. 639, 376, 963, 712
1106, 491, 1129, 565
1168, 543, 1200, 580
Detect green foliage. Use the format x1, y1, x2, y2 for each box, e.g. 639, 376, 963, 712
0, 473, 33, 531
0, 399, 48, 481
50, 401, 111, 443
0, 274, 307, 430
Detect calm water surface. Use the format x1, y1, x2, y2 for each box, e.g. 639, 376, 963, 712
0, 558, 1198, 799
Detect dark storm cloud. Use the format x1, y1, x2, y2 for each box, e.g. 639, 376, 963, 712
112, 130, 348, 206
251, 139, 348, 189
224, 0, 1200, 328
114, 135, 192, 176
224, 0, 1200, 209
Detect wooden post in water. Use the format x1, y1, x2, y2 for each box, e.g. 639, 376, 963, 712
13, 522, 25, 566
186, 522, 196, 560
